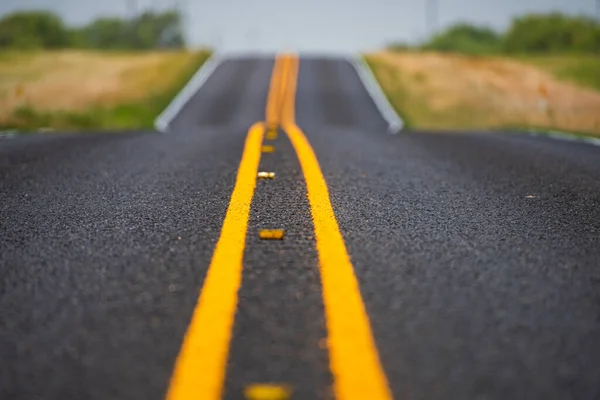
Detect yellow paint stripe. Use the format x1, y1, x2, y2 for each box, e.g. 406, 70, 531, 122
277, 55, 292, 123
265, 56, 285, 128
165, 122, 265, 400
281, 55, 393, 399
244, 383, 293, 400
258, 229, 285, 240
265, 130, 278, 140
280, 54, 296, 125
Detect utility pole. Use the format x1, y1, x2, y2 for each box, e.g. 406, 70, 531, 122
174, 0, 189, 48
126, 0, 139, 49
184, 0, 191, 49
426, 0, 437, 38
217, 33, 223, 51
127, 0, 138, 19
210, 31, 222, 51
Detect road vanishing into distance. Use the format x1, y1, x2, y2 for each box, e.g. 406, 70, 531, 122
2, 54, 600, 400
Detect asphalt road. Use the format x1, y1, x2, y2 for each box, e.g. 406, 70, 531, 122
1, 55, 600, 400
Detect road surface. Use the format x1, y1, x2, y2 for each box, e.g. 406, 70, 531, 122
1, 54, 600, 400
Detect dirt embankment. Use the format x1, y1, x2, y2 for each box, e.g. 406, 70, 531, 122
0, 50, 200, 121
367, 51, 600, 135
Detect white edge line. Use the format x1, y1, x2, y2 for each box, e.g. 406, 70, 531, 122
525, 129, 600, 147
347, 55, 404, 134
154, 53, 223, 133
0, 130, 18, 138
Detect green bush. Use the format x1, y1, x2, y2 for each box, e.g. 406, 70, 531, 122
0, 10, 185, 50
0, 11, 70, 49
386, 42, 414, 52
504, 13, 600, 53
422, 23, 502, 54
400, 13, 600, 55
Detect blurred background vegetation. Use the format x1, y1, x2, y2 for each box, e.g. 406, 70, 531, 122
0, 9, 185, 50
371, 12, 600, 136
0, 9, 211, 132
389, 13, 600, 56
386, 13, 600, 92
0, 9, 598, 134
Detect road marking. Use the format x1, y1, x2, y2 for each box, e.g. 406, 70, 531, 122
257, 171, 276, 179
165, 122, 265, 400
244, 383, 292, 400
259, 229, 285, 240
277, 55, 292, 123
266, 56, 285, 130
262, 145, 275, 153
346, 56, 404, 134
280, 54, 393, 399
155, 53, 222, 132
0, 130, 17, 138
266, 130, 278, 140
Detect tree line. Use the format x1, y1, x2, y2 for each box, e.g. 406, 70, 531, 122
0, 10, 185, 50
389, 13, 600, 54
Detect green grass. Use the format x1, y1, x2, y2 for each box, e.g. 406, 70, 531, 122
1, 50, 211, 131
514, 54, 600, 92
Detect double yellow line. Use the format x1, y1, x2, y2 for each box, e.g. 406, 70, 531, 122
166, 55, 392, 400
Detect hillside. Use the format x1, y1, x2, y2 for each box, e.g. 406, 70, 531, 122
366, 51, 600, 136
0, 50, 209, 130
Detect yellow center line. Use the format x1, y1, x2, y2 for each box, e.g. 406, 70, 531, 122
166, 56, 288, 400
165, 122, 264, 400
167, 53, 391, 400
266, 56, 285, 129
280, 55, 393, 399
277, 55, 292, 125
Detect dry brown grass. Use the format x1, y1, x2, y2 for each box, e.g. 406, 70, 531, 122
366, 51, 600, 135
0, 50, 200, 118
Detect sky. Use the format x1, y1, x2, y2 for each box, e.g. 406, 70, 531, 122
0, 0, 597, 52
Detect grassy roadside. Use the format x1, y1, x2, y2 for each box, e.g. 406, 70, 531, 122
515, 54, 600, 92
365, 51, 600, 137
0, 49, 210, 131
